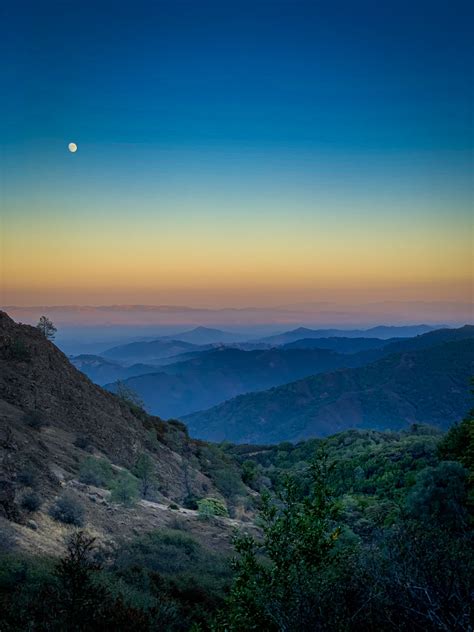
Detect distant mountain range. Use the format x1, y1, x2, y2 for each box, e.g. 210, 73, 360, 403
101, 327, 253, 363
184, 330, 474, 443
70, 355, 159, 385
158, 326, 249, 345
102, 339, 203, 364
100, 324, 444, 366
100, 325, 473, 421
282, 336, 404, 354
104, 347, 367, 418
258, 324, 440, 345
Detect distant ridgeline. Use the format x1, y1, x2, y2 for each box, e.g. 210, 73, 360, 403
185, 326, 474, 443
67, 323, 473, 435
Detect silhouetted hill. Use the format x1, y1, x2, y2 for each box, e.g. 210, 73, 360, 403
184, 339, 474, 443
159, 326, 249, 344
380, 325, 474, 354
70, 354, 160, 385
102, 339, 201, 363
284, 326, 474, 360
104, 347, 368, 418
282, 336, 404, 354
259, 324, 439, 345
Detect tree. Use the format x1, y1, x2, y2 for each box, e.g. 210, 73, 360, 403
132, 453, 158, 499
115, 380, 144, 411
218, 455, 343, 631
26, 531, 151, 630
110, 472, 139, 505
36, 315, 57, 340
406, 461, 469, 531
79, 456, 114, 488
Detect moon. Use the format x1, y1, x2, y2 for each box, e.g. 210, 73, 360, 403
68, 142, 78, 153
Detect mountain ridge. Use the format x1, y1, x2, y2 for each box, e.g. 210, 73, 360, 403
184, 337, 474, 443
258, 324, 441, 345
104, 346, 365, 418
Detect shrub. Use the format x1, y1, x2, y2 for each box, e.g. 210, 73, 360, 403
79, 457, 114, 488
406, 461, 469, 531
24, 410, 49, 430
198, 445, 246, 501
49, 493, 84, 526
115, 380, 144, 411
132, 453, 157, 499
21, 492, 42, 512
110, 472, 139, 506
182, 494, 199, 510
241, 459, 258, 486
145, 428, 160, 451
197, 498, 228, 520
168, 515, 187, 531
74, 435, 93, 451
168, 419, 188, 434
168, 503, 179, 510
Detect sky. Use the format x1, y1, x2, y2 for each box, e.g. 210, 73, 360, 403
1, 0, 473, 322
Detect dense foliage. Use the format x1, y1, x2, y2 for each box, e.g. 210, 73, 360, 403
1, 421, 472, 631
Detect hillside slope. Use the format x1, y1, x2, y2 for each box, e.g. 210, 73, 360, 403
0, 311, 252, 556
184, 339, 474, 443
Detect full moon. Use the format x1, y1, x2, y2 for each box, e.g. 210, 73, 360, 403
68, 142, 78, 153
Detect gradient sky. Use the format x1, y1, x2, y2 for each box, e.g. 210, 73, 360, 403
1, 0, 473, 312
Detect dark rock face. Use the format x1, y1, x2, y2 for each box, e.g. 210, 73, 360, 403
0, 311, 144, 465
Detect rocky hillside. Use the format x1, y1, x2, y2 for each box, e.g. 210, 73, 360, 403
184, 338, 474, 443
0, 311, 254, 556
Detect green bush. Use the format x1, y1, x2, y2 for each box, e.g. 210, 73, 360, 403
110, 472, 139, 506
79, 456, 114, 487
197, 498, 228, 520
132, 453, 158, 499
198, 445, 246, 502
49, 493, 84, 526
21, 492, 42, 512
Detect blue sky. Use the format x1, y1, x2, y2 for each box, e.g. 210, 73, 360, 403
1, 0, 473, 310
